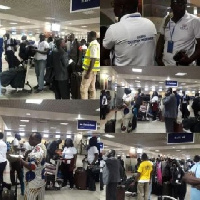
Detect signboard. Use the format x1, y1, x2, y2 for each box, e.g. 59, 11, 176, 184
165, 80, 178, 87
70, 0, 100, 13
77, 120, 97, 131
167, 133, 194, 144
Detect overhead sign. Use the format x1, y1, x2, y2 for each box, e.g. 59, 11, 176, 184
167, 133, 194, 144
77, 120, 97, 131
70, 0, 100, 13
165, 80, 178, 87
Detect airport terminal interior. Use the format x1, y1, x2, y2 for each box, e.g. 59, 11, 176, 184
0, 0, 100, 99
101, 66, 200, 133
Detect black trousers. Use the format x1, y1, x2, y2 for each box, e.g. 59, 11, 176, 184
100, 106, 107, 120
6, 50, 15, 69
100, 172, 104, 190
152, 111, 157, 120
172, 184, 186, 200
182, 103, 188, 119
0, 161, 10, 190
106, 182, 118, 200
87, 168, 96, 191
54, 80, 70, 99
61, 163, 74, 188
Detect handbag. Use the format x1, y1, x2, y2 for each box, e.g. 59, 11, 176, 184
91, 165, 100, 174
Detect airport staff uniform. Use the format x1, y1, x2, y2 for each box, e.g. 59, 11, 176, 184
80, 39, 100, 99
24, 143, 46, 200
137, 160, 153, 200
160, 12, 200, 66
103, 13, 157, 66
34, 41, 49, 90
61, 147, 77, 188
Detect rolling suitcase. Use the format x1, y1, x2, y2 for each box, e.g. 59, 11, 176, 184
71, 72, 82, 99
117, 186, 125, 200
10, 67, 26, 88
105, 111, 117, 133
174, 121, 183, 133
74, 167, 87, 190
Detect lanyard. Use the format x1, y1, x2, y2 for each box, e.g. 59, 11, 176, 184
169, 21, 176, 41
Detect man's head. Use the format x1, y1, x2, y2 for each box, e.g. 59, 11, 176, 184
107, 149, 116, 158
65, 138, 74, 147
47, 37, 53, 43
29, 132, 42, 147
182, 91, 185, 95
21, 35, 27, 41
39, 33, 45, 42
113, 0, 138, 18
15, 133, 21, 141
195, 93, 199, 97
166, 87, 173, 95
0, 132, 3, 139
141, 153, 148, 161
171, 0, 187, 18
57, 139, 62, 145
5, 33, 10, 39
88, 31, 97, 43
55, 38, 65, 49
69, 33, 75, 42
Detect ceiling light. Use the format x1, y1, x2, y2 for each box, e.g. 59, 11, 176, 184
159, 89, 162, 91
10, 23, 18, 25
104, 134, 115, 138
137, 77, 140, 79
20, 120, 29, 123
96, 108, 100, 112
26, 99, 43, 104
132, 68, 142, 73
44, 134, 49, 138
45, 17, 55, 20
60, 123, 68, 125
50, 127, 56, 129
167, 77, 170, 81
19, 132, 25, 136
155, 150, 160, 152
81, 26, 87, 28
176, 150, 181, 152
56, 131, 61, 134
194, 7, 197, 15
135, 80, 140, 83
175, 73, 187, 76
7, 132, 12, 136
66, 135, 72, 139
0, 5, 11, 9
55, 135, 60, 139
181, 83, 186, 85
76, 114, 82, 120
159, 82, 164, 83
195, 81, 197, 83
19, 125, 26, 127
69, 23, 72, 25
144, 88, 149, 91
26, 113, 31, 116
172, 147, 175, 149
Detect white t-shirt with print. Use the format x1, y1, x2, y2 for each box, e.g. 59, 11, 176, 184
160, 12, 200, 66
34, 41, 49, 60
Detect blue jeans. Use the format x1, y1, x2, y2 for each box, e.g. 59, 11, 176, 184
0, 51, 2, 72
35, 60, 46, 90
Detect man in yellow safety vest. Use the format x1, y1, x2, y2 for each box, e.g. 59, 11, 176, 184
80, 31, 100, 99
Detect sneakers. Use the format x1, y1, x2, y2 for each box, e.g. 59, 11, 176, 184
33, 85, 39, 89
34, 89, 43, 93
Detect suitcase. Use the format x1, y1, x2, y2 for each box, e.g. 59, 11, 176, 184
74, 167, 87, 190
105, 111, 117, 133
10, 67, 26, 88
117, 186, 125, 200
132, 115, 137, 130
174, 121, 183, 133
71, 72, 82, 99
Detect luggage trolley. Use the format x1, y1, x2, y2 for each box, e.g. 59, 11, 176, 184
45, 159, 63, 190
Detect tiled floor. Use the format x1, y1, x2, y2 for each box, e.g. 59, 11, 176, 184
100, 107, 194, 134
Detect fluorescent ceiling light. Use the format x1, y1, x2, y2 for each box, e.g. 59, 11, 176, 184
132, 68, 142, 73
60, 123, 68, 125
159, 89, 162, 92
19, 125, 26, 127
19, 132, 25, 136
10, 23, 18, 25
55, 135, 60, 139
159, 82, 164, 83
104, 134, 115, 138
181, 83, 186, 85
0, 5, 11, 9
167, 77, 170, 81
175, 73, 187, 76
176, 150, 181, 152
76, 114, 82, 120
81, 26, 87, 28
66, 135, 72, 139
26, 113, 31, 116
7, 132, 12, 136
20, 120, 29, 123
96, 108, 100, 112
45, 17, 55, 20
26, 99, 43, 104
44, 134, 49, 138
155, 150, 160, 152
195, 81, 198, 83
135, 80, 140, 83
194, 7, 197, 15
56, 131, 61, 133
50, 127, 56, 129
137, 77, 140, 79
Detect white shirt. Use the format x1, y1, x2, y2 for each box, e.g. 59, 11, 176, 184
103, 13, 157, 66
34, 41, 49, 60
89, 40, 100, 59
100, 160, 105, 173
13, 138, 19, 147
6, 39, 12, 51
23, 141, 32, 151
62, 147, 77, 159
87, 146, 99, 164
0, 139, 7, 163
152, 96, 159, 103
160, 12, 200, 66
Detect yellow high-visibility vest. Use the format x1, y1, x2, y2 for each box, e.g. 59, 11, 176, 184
82, 40, 100, 72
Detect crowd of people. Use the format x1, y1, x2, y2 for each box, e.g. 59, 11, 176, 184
0, 31, 100, 99
101, 0, 200, 66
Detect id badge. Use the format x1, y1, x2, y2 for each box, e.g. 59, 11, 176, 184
167, 41, 174, 53
178, 174, 181, 179
67, 160, 71, 164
